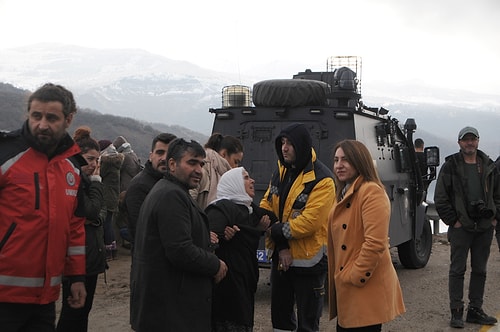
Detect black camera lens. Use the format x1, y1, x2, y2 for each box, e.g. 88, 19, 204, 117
470, 200, 494, 219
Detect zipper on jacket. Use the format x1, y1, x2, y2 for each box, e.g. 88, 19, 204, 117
34, 172, 40, 210
0, 222, 17, 253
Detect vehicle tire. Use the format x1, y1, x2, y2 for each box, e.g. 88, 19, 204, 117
397, 217, 432, 269
253, 79, 329, 107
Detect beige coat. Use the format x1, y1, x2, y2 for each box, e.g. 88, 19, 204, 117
327, 176, 405, 328
190, 148, 231, 209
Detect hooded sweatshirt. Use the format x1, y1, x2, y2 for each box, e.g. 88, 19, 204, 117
260, 123, 335, 267
274, 123, 313, 219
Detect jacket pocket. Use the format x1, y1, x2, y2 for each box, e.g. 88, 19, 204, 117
34, 172, 40, 210
0, 222, 17, 253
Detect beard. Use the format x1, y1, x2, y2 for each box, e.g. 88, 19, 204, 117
460, 147, 477, 156
31, 127, 66, 155
36, 133, 57, 147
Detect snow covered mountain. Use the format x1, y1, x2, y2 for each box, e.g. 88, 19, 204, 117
0, 43, 253, 134
1, 43, 500, 156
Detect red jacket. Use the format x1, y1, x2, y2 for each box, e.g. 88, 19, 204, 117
0, 124, 86, 304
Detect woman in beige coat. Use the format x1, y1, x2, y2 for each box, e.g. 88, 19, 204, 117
190, 133, 244, 209
327, 140, 405, 331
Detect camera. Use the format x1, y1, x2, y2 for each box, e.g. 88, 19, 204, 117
470, 200, 494, 219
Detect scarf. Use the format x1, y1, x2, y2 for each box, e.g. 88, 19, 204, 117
211, 167, 253, 213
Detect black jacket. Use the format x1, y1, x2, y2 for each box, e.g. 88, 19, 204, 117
131, 173, 221, 332
435, 150, 500, 231
81, 173, 107, 275
206, 201, 276, 326
124, 161, 164, 244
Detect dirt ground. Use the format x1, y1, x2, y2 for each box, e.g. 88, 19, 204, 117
64, 234, 500, 331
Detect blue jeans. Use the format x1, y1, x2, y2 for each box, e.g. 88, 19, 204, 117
447, 225, 494, 310
270, 257, 326, 332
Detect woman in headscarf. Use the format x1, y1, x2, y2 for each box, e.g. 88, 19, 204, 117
206, 167, 277, 332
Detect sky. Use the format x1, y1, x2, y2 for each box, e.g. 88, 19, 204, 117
1, 0, 500, 95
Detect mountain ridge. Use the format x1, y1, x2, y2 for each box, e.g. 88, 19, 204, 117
0, 83, 208, 162
1, 43, 500, 157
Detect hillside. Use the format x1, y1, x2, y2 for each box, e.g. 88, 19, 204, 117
0, 83, 208, 162
0, 44, 243, 134
1, 44, 500, 155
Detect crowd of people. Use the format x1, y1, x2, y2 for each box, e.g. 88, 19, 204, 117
0, 82, 499, 332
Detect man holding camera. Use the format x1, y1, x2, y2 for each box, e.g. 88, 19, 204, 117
435, 126, 500, 328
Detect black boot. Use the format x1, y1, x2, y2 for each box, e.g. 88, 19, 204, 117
450, 307, 464, 328
466, 306, 497, 325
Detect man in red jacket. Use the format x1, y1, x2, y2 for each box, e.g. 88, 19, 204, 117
0, 83, 87, 332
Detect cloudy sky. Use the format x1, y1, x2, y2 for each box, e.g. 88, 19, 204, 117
1, 0, 499, 95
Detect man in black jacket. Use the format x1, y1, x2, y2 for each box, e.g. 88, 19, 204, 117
414, 138, 428, 178
131, 138, 227, 332
125, 132, 176, 331
434, 126, 500, 328
125, 132, 177, 249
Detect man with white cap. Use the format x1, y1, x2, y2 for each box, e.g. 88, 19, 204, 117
435, 126, 500, 328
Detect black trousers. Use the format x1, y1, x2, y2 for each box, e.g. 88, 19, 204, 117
56, 275, 98, 332
0, 302, 56, 332
270, 259, 326, 332
337, 323, 382, 332
495, 221, 500, 251
448, 225, 493, 310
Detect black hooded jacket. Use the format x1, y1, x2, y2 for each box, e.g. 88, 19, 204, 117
275, 122, 312, 172
274, 123, 313, 220
261, 123, 335, 268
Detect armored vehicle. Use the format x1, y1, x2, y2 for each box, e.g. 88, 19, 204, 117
209, 56, 440, 268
